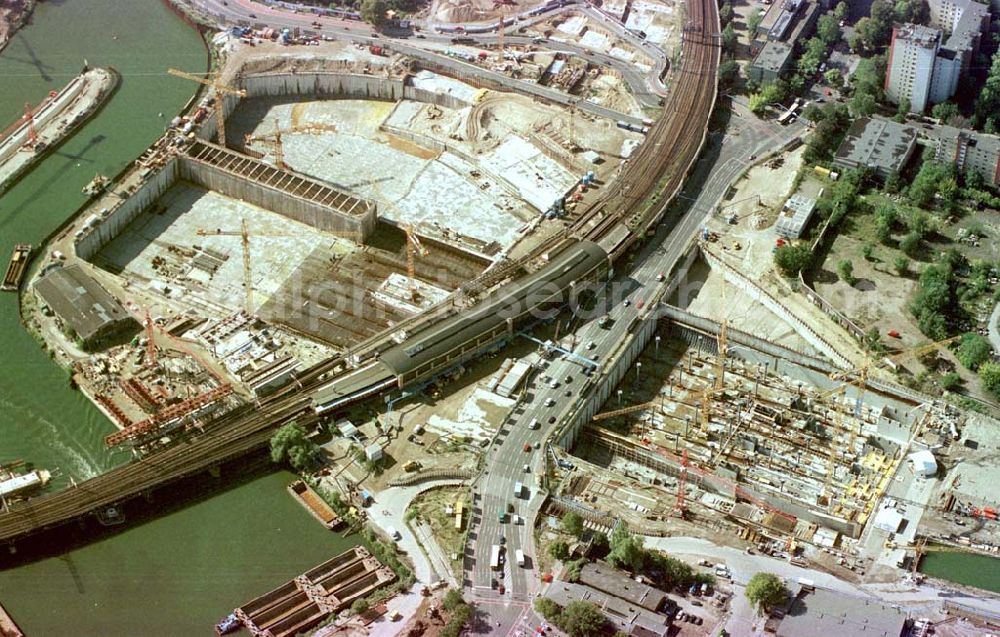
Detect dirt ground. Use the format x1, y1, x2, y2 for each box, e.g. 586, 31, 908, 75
0, 0, 34, 52
425, 0, 547, 23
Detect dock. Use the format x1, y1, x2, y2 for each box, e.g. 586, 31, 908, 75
0, 601, 25, 637
0, 66, 119, 193
288, 480, 344, 530
230, 546, 396, 637
1, 245, 30, 292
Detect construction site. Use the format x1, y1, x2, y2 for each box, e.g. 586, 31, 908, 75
544, 263, 975, 576
17, 38, 640, 457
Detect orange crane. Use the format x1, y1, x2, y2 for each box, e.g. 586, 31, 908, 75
167, 68, 247, 146
243, 118, 338, 170
144, 309, 157, 370
592, 400, 661, 422
22, 102, 38, 150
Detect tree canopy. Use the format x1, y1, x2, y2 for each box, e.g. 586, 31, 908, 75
773, 244, 814, 277
745, 572, 789, 613
560, 601, 609, 637
561, 512, 585, 538
956, 332, 992, 370
360, 0, 389, 25
850, 55, 887, 116
607, 524, 645, 572
270, 421, 320, 472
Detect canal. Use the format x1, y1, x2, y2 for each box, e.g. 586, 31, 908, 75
0, 1, 356, 633
920, 551, 1000, 594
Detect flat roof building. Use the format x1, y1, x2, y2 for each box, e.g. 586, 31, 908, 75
545, 581, 671, 637
749, 41, 794, 83
578, 562, 667, 612
771, 587, 906, 637
33, 264, 138, 350
833, 117, 918, 178
774, 194, 818, 239
928, 123, 1000, 187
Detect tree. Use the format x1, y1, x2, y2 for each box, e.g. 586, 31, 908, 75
745, 572, 789, 614
909, 157, 959, 209
979, 361, 1000, 397
549, 540, 570, 561
722, 23, 738, 56
607, 524, 645, 572
824, 68, 841, 87
894, 255, 910, 275
956, 332, 992, 370
719, 59, 740, 88
720, 1, 734, 25
816, 14, 840, 45
932, 101, 960, 123
837, 259, 856, 285
591, 531, 610, 557
443, 589, 464, 612
534, 598, 564, 623
773, 244, 813, 277
270, 421, 320, 472
850, 55, 887, 116
747, 9, 764, 35
560, 601, 609, 637
862, 242, 875, 261
561, 512, 585, 538
864, 327, 885, 353
351, 598, 370, 615
361, 0, 389, 25
834, 1, 848, 20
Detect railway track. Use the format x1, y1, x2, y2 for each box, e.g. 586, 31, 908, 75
0, 0, 719, 546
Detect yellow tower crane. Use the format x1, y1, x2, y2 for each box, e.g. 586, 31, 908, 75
196, 224, 361, 314
167, 69, 248, 146
243, 118, 338, 170
404, 224, 428, 302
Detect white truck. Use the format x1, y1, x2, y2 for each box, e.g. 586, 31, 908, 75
514, 481, 523, 498
516, 549, 526, 568
491, 545, 502, 570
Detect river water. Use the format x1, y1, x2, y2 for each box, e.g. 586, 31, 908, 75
0, 1, 354, 633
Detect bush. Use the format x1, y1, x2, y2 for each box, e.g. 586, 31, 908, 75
773, 244, 813, 277
956, 333, 992, 370
550, 540, 570, 561
941, 372, 962, 391
979, 362, 1000, 398
351, 598, 370, 615
442, 589, 464, 612
534, 597, 564, 623
894, 256, 910, 276
270, 421, 320, 472
561, 512, 585, 538
862, 243, 875, 261
837, 259, 856, 285
900, 232, 921, 257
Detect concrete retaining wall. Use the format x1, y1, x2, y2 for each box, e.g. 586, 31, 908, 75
177, 154, 375, 237
75, 160, 180, 261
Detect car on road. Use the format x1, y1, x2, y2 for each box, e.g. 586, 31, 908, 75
544, 398, 555, 407
523, 443, 531, 452
498, 511, 507, 522
656, 273, 665, 281
523, 464, 530, 472
564, 389, 572, 397
548, 379, 559, 389
636, 299, 645, 309
499, 534, 506, 544
499, 583, 506, 594
548, 416, 556, 424
248, 12, 257, 18
565, 375, 573, 384
529, 419, 540, 429
586, 341, 596, 350
534, 441, 541, 449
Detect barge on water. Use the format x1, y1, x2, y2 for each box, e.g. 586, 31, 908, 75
218, 546, 396, 637
1, 244, 31, 292
0, 467, 51, 502
288, 480, 345, 530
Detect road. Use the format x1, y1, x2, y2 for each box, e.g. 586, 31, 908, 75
182, 0, 666, 113
463, 98, 805, 634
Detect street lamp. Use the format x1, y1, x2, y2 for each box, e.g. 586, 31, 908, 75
617, 389, 623, 404
654, 334, 661, 354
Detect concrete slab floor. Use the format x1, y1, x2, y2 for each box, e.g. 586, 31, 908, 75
94, 183, 352, 317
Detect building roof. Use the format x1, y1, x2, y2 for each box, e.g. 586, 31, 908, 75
908, 449, 938, 476
943, 0, 988, 54
929, 123, 1000, 160
32, 264, 135, 343
545, 581, 671, 637
776, 588, 906, 637
873, 506, 905, 533
579, 562, 667, 612
774, 193, 818, 239
751, 40, 794, 74
834, 117, 918, 175
895, 23, 942, 48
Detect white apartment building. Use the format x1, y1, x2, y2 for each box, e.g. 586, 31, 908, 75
885, 24, 942, 112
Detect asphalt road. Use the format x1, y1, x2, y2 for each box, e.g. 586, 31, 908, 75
464, 103, 805, 635
184, 0, 665, 116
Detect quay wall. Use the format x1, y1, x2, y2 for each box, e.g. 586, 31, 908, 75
75, 160, 180, 261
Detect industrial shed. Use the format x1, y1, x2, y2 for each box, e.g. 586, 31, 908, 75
33, 264, 138, 350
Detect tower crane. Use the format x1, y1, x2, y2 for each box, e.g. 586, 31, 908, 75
196, 224, 361, 314
22, 102, 38, 150
243, 118, 338, 170
167, 68, 248, 146
404, 224, 428, 302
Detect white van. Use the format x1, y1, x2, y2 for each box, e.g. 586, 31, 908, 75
529, 418, 540, 429
388, 526, 401, 541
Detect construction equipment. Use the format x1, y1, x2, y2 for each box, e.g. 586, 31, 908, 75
715, 319, 728, 389
675, 447, 688, 517
195, 224, 362, 313
592, 400, 661, 422
22, 102, 38, 150
144, 309, 157, 370
243, 118, 338, 170
167, 68, 248, 146
404, 223, 428, 302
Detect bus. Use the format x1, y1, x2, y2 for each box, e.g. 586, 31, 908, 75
490, 545, 502, 570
